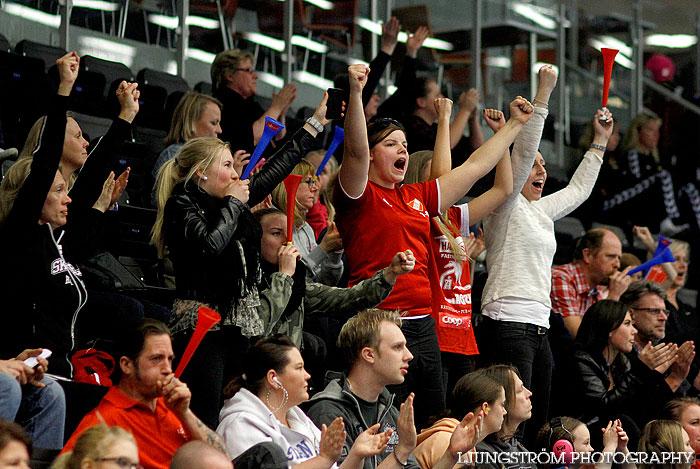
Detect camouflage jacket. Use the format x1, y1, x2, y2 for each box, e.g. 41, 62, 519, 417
259, 269, 393, 348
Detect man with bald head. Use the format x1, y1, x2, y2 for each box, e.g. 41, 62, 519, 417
551, 228, 633, 338
171, 441, 233, 469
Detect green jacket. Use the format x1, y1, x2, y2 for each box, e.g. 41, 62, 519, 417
259, 269, 393, 348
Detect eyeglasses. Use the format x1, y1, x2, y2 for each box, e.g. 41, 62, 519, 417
631, 307, 670, 317
235, 67, 256, 74
301, 176, 318, 188
97, 458, 143, 469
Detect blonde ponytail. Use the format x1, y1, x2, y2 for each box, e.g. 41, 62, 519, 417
150, 137, 229, 258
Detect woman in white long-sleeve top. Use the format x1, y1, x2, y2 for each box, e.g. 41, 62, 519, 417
478, 65, 614, 442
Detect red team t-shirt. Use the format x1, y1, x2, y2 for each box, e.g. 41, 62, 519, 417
334, 179, 440, 317
428, 206, 478, 355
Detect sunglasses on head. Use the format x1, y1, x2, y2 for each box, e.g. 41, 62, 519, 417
369, 117, 404, 130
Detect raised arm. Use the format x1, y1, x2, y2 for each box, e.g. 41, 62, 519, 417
338, 65, 371, 198
7, 52, 78, 228
363, 17, 400, 107
248, 94, 329, 206
466, 109, 513, 224
537, 109, 613, 221
437, 98, 532, 211
252, 83, 296, 144
69, 81, 139, 209
428, 98, 453, 180
449, 89, 479, 149
497, 65, 557, 214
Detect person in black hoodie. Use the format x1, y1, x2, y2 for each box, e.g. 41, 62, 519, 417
0, 61, 149, 349
150, 93, 332, 429
0, 52, 120, 378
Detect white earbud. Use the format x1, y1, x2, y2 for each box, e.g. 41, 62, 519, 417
202, 176, 208, 181
273, 376, 282, 387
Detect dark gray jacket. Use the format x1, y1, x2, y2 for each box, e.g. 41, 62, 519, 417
302, 375, 420, 469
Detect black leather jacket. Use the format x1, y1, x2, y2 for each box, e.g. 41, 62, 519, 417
163, 128, 318, 316
573, 347, 672, 425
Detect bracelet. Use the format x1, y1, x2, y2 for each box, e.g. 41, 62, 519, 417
589, 143, 607, 152
532, 98, 549, 108
305, 117, 324, 133
393, 449, 408, 467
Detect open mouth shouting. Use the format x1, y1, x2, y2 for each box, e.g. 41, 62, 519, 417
394, 157, 407, 172
532, 179, 545, 191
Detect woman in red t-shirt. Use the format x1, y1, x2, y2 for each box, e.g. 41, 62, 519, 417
334, 63, 533, 427
403, 108, 513, 403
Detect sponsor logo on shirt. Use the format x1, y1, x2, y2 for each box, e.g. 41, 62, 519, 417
439, 311, 472, 329
407, 198, 429, 218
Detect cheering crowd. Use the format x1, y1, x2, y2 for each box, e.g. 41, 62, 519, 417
1, 17, 699, 469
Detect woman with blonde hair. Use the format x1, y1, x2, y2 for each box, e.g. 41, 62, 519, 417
0, 52, 124, 379
270, 159, 343, 286
152, 91, 249, 180
52, 425, 139, 469
150, 93, 332, 429
601, 113, 685, 235
1, 77, 137, 223
639, 420, 694, 469
662, 240, 697, 357
303, 150, 339, 239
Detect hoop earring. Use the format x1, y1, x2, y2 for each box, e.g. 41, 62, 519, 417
266, 384, 288, 413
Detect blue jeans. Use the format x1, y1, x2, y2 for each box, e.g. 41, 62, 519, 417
478, 316, 552, 447
0, 374, 66, 449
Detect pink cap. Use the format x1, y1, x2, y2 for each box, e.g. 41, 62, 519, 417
645, 54, 675, 82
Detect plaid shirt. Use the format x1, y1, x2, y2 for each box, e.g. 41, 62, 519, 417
551, 262, 604, 318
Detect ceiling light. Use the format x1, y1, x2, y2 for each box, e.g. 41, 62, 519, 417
511, 3, 556, 30
645, 34, 698, 49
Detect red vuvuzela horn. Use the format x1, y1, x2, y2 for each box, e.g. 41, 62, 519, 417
600, 48, 619, 120
283, 175, 303, 244
174, 307, 221, 378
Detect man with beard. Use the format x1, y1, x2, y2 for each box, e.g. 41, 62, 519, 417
551, 228, 632, 338
62, 319, 227, 469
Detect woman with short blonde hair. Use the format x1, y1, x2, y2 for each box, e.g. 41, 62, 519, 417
152, 91, 226, 181
51, 425, 138, 469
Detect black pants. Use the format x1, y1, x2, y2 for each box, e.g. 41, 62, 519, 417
441, 351, 475, 411
387, 316, 445, 431
478, 316, 553, 447
173, 326, 250, 429
300, 331, 327, 396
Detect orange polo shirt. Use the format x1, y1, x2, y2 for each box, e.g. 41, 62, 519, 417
62, 387, 192, 469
